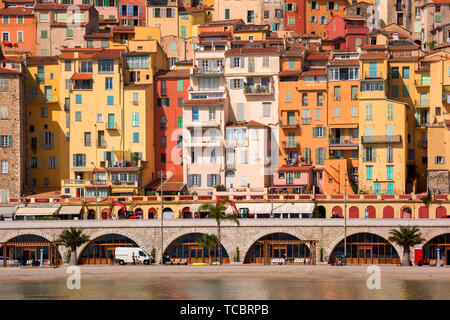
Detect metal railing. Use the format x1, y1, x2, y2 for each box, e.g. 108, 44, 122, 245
280, 120, 299, 128
329, 138, 358, 146
244, 85, 273, 95
361, 135, 402, 144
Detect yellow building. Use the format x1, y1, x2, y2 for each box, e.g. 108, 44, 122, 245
232, 24, 269, 41
146, 1, 179, 38
358, 47, 408, 195
109, 26, 162, 50
424, 50, 450, 194
26, 56, 69, 191
178, 7, 211, 39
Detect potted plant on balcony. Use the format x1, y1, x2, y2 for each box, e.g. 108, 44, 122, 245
131, 153, 139, 166
244, 82, 249, 90
256, 84, 262, 93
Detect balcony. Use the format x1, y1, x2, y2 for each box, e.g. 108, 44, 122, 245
106, 122, 118, 130
89, 180, 108, 186
226, 163, 235, 170
414, 79, 430, 87
361, 135, 402, 144
282, 141, 300, 149
329, 138, 359, 149
244, 84, 274, 96
301, 117, 311, 125
415, 99, 429, 108
193, 65, 224, 76
280, 120, 299, 129
443, 90, 450, 103
111, 180, 139, 188
225, 139, 249, 148
97, 140, 106, 148
62, 179, 88, 186
185, 136, 222, 147
363, 71, 384, 79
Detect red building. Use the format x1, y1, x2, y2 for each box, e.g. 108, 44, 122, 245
154, 69, 189, 179
284, 0, 306, 34
325, 15, 368, 52
118, 0, 146, 26
0, 0, 36, 55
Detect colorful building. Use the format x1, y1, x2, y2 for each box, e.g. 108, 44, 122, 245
118, 0, 146, 26
178, 6, 211, 39
0, 6, 36, 55
284, 0, 306, 34
305, 0, 349, 36
325, 15, 369, 51
146, 0, 179, 38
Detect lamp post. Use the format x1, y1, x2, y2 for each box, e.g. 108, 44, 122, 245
160, 170, 165, 264
436, 248, 441, 267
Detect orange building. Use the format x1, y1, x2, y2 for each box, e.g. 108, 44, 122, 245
0, 5, 36, 55
275, 47, 329, 193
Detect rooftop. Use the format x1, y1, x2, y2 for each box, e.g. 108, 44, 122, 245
156, 69, 190, 79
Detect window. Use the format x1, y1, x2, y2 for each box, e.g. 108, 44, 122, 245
415, 7, 420, 18
181, 26, 186, 39
262, 102, 271, 117
64, 60, 72, 71
40, 107, 48, 118
40, 13, 49, 22
391, 67, 399, 79
37, 66, 44, 82
366, 166, 373, 180
99, 60, 114, 73
75, 111, 82, 121
1, 32, 9, 42
317, 93, 323, 106
178, 117, 183, 128
302, 109, 310, 124
313, 127, 325, 137
41, 49, 48, 56
225, 9, 230, 19
160, 80, 166, 95
247, 10, 254, 23
434, 156, 445, 164
363, 146, 376, 162
209, 106, 216, 120
263, 56, 269, 67
161, 136, 166, 149
334, 86, 340, 99
387, 166, 393, 180
1, 160, 8, 174
75, 94, 82, 104
192, 107, 199, 121
365, 103, 373, 120
40, 29, 48, 39
351, 106, 357, 117
408, 149, 415, 160
288, 17, 295, 26
133, 132, 139, 143
315, 108, 321, 121
315, 148, 326, 165
126, 55, 149, 69
285, 92, 292, 103
133, 92, 138, 103
177, 79, 183, 92
0, 106, 7, 120
81, 61, 93, 73
107, 96, 114, 105
391, 85, 399, 97
97, 113, 103, 122
101, 40, 109, 48
84, 132, 91, 146
188, 174, 201, 187
2, 16, 9, 24
351, 86, 358, 100
132, 112, 139, 127
17, 31, 23, 42
333, 107, 340, 117
288, 59, 296, 70
302, 93, 308, 106
160, 116, 167, 129
73, 154, 86, 167
387, 104, 394, 121
402, 66, 409, 78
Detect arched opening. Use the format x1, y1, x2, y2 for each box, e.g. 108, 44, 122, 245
101, 208, 109, 220
349, 206, 359, 219
423, 233, 450, 265
383, 206, 394, 219
418, 206, 429, 219
436, 206, 447, 219
3, 234, 62, 267
79, 234, 140, 265
87, 209, 96, 220
331, 206, 343, 218
365, 206, 376, 218
164, 233, 229, 264
162, 208, 174, 219
244, 233, 311, 264
316, 206, 326, 218
401, 206, 412, 219
118, 208, 126, 219
148, 208, 157, 219
182, 207, 192, 219
134, 208, 143, 219
329, 233, 400, 265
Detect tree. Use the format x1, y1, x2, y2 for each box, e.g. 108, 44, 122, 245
57, 227, 90, 266
388, 226, 425, 266
198, 234, 219, 264
198, 200, 240, 265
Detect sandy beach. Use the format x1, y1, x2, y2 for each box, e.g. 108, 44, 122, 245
1, 264, 450, 282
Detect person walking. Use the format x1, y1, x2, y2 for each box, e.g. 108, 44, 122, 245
132, 252, 136, 265
110, 252, 114, 265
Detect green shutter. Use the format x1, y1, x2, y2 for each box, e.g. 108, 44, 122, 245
309, 1, 312, 9
114, 0, 118, 6
36, 157, 40, 168
362, 147, 366, 162
8, 135, 12, 146
82, 154, 86, 167
46, 157, 49, 169
50, 132, 54, 149
315, 149, 319, 164
55, 157, 58, 168
41, 132, 45, 149
312, 127, 316, 137
73, 154, 76, 166
334, 2, 338, 10
372, 147, 376, 162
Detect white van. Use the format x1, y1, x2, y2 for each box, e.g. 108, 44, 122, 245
114, 247, 154, 265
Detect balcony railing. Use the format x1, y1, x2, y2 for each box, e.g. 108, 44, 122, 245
280, 120, 299, 128
193, 65, 224, 75
107, 122, 118, 130
363, 71, 384, 79
282, 141, 299, 148
90, 180, 107, 186
361, 135, 402, 144
63, 179, 87, 185
414, 79, 430, 87
329, 138, 359, 146
226, 163, 235, 169
415, 99, 429, 107
301, 117, 311, 125
244, 84, 273, 95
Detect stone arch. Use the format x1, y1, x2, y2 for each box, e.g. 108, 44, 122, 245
422, 233, 450, 265
317, 206, 326, 218
244, 232, 311, 264
134, 207, 143, 219
162, 207, 175, 219
163, 228, 232, 262
418, 206, 429, 219
101, 208, 109, 220
401, 206, 412, 219
181, 207, 192, 219
87, 209, 96, 220
349, 206, 359, 218
241, 228, 315, 262
365, 205, 376, 218
326, 229, 402, 261
148, 208, 157, 219
328, 231, 401, 264
383, 206, 394, 218
436, 206, 447, 219
76, 229, 149, 260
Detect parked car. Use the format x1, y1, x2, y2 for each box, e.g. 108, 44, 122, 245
114, 247, 154, 265
0, 256, 18, 266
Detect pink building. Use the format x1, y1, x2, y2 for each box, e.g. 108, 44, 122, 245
326, 15, 369, 52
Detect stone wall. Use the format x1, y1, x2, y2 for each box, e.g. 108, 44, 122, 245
428, 170, 450, 194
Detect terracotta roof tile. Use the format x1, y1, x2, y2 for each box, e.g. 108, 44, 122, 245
26, 56, 59, 64
92, 49, 124, 59
84, 32, 113, 39
278, 166, 313, 172
361, 52, 389, 59
330, 59, 360, 66
306, 52, 329, 60
178, 6, 206, 13
156, 69, 190, 79
198, 31, 231, 37
388, 44, 420, 51
227, 120, 267, 127
359, 45, 387, 50
389, 56, 419, 61
225, 47, 280, 56
0, 7, 34, 15
51, 22, 86, 27
0, 68, 21, 74
79, 53, 98, 59
302, 69, 327, 76
71, 73, 92, 80
112, 26, 135, 33
34, 3, 91, 10
59, 52, 74, 59
279, 70, 302, 76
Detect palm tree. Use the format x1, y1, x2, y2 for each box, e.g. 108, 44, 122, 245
388, 226, 425, 266
198, 200, 240, 265
57, 227, 90, 266
198, 234, 219, 264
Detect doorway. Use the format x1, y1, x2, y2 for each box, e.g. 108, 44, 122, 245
358, 246, 372, 264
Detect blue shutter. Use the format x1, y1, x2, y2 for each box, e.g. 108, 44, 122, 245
138, 5, 142, 17
104, 152, 107, 161
50, 132, 54, 149
55, 157, 58, 168
46, 157, 49, 169
41, 132, 45, 149
229, 79, 234, 89
73, 154, 76, 166
119, 5, 122, 16
187, 174, 192, 187
82, 154, 86, 167
139, 152, 142, 160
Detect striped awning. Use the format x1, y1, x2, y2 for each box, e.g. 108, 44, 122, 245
58, 206, 83, 215
15, 206, 60, 216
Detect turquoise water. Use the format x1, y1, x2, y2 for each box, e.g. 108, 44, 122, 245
1, 277, 450, 300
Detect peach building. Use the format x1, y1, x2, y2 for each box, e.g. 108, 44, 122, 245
0, 5, 36, 55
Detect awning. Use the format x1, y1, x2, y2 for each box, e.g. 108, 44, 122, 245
111, 187, 136, 193
225, 202, 315, 215
189, 204, 210, 212
58, 205, 83, 215
15, 206, 60, 216
328, 123, 359, 128
0, 206, 17, 218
